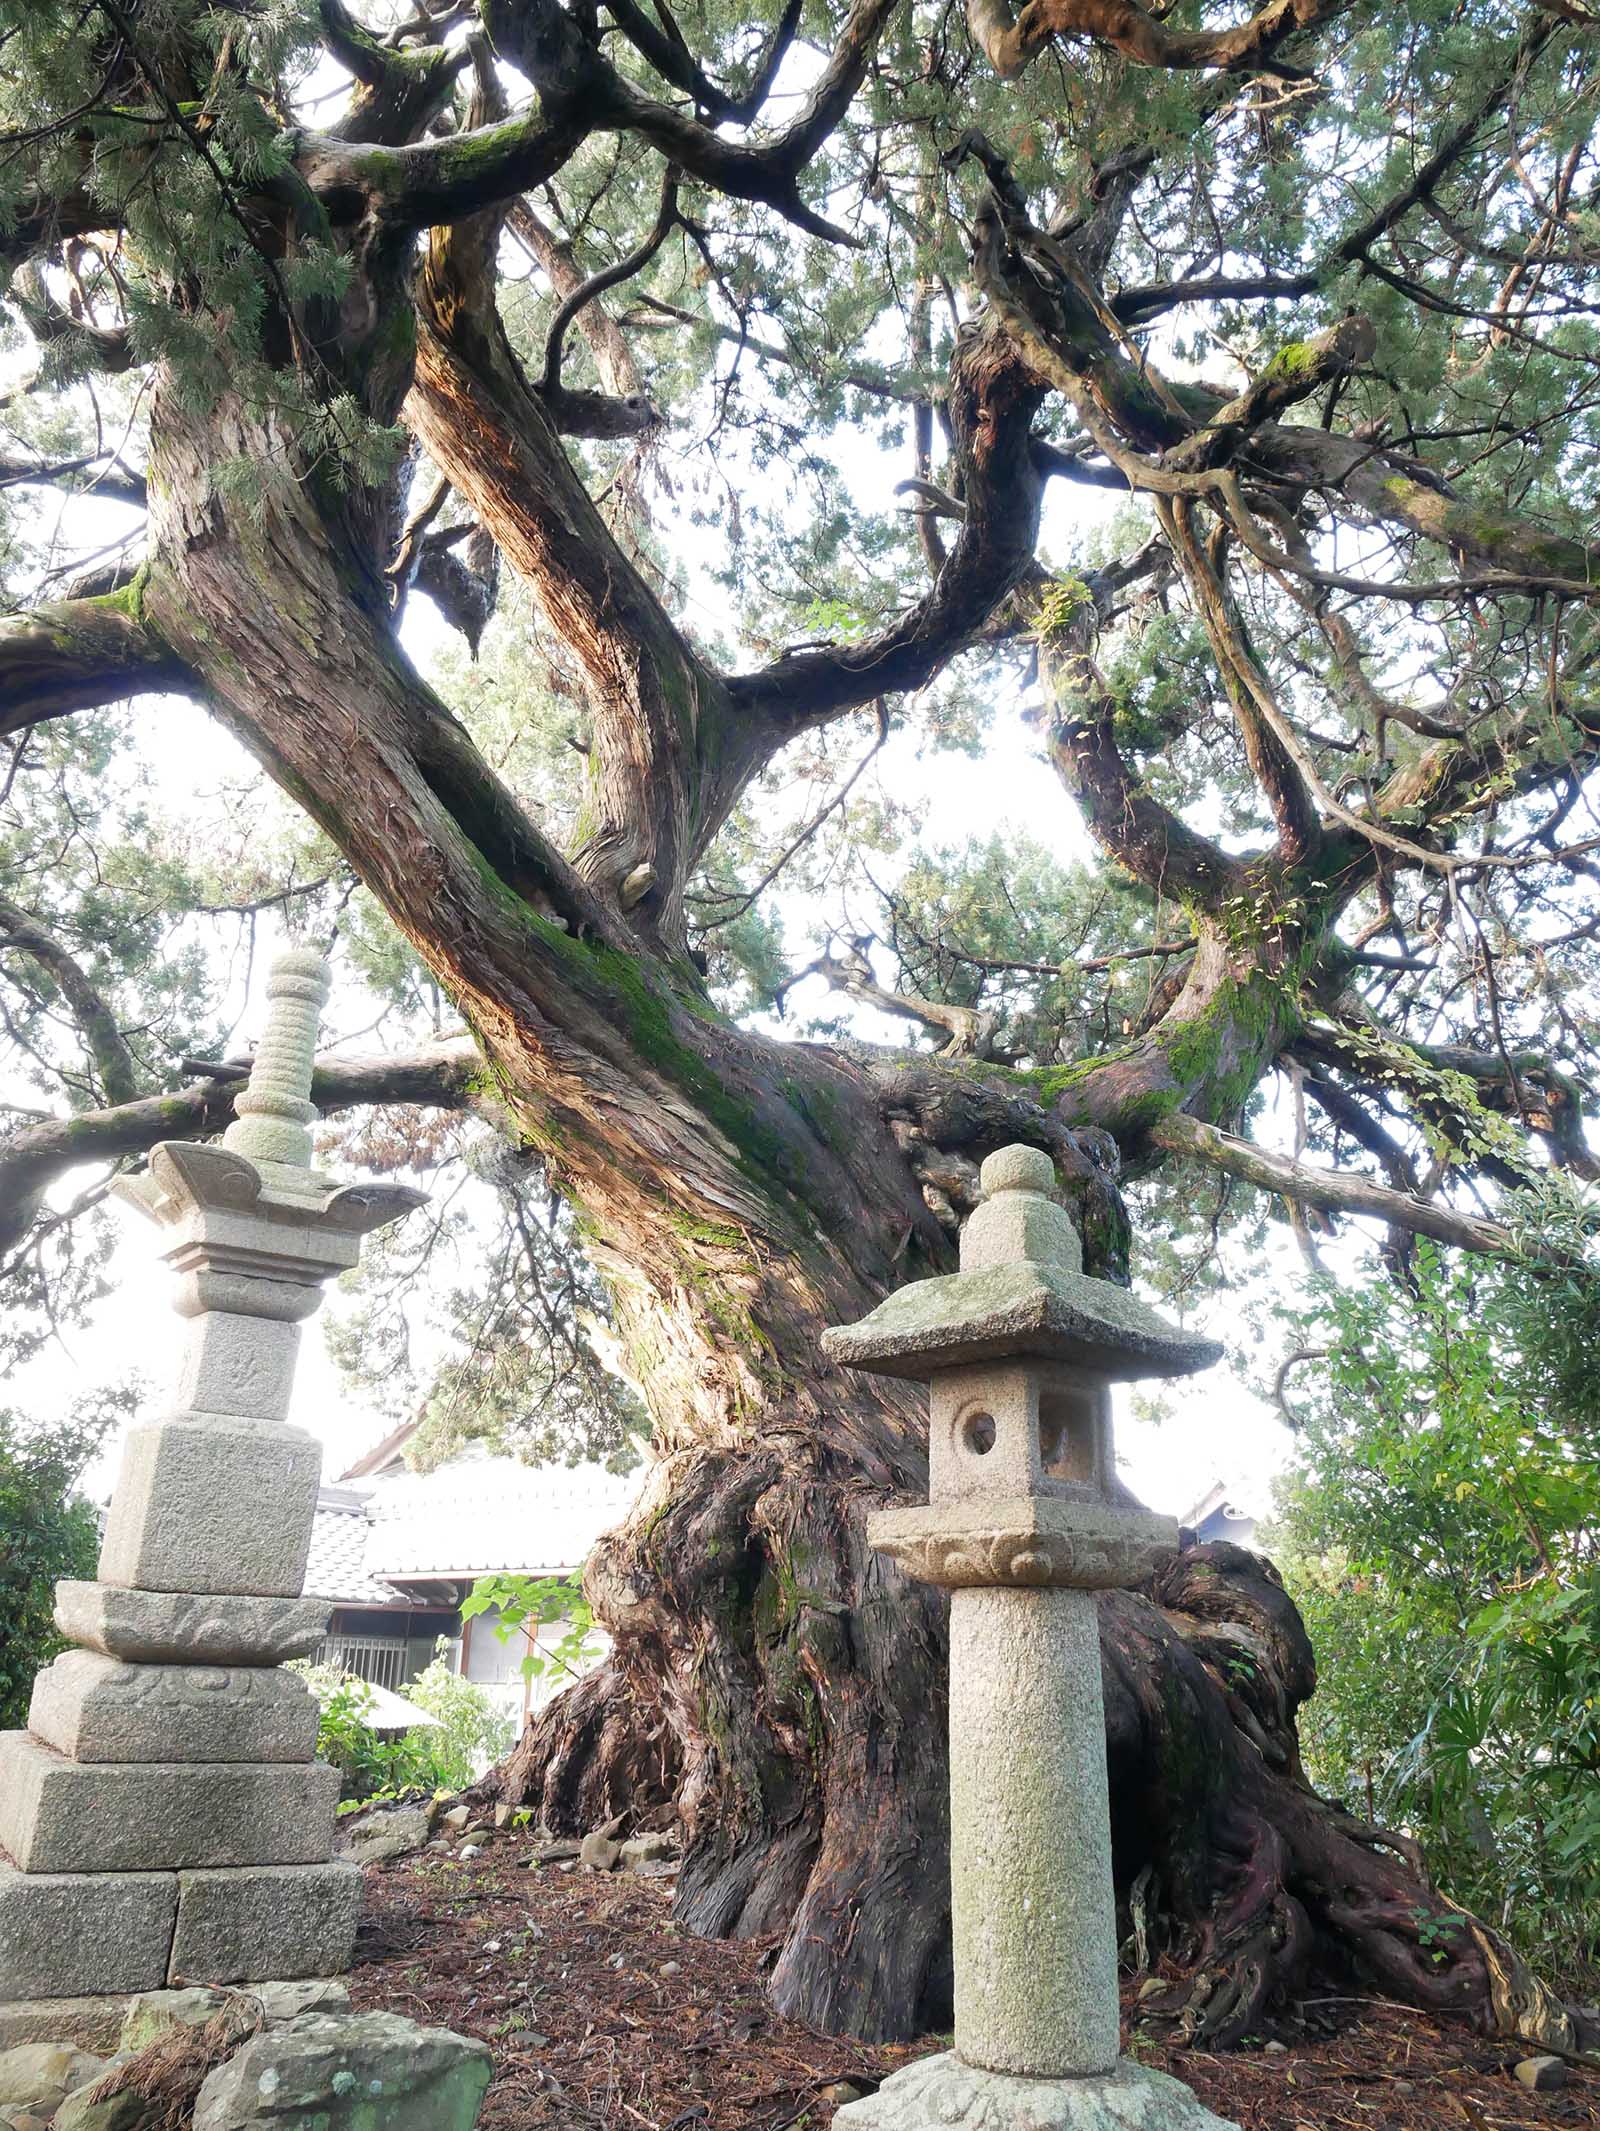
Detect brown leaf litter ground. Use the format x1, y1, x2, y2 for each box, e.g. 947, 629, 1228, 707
349, 1827, 1600, 2130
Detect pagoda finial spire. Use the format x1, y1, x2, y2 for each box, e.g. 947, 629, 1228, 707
222, 947, 331, 1192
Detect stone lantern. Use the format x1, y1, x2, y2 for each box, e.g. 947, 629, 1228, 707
823, 1144, 1239, 2131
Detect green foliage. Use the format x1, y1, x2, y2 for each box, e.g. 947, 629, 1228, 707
800, 596, 872, 642
1032, 574, 1094, 641
325, 1155, 647, 1472
1269, 1218, 1600, 1993
462, 1570, 601, 1686
293, 1668, 399, 1804
404, 1648, 517, 1773
293, 1645, 514, 1804
875, 831, 1167, 1067
0, 1391, 123, 1727
0, 0, 397, 486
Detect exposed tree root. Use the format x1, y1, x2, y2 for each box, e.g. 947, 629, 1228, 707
483, 1458, 1563, 2048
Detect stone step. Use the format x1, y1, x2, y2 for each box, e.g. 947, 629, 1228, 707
97, 1418, 321, 1598
0, 1866, 178, 2000
171, 1863, 362, 1985
54, 1583, 329, 1666
0, 1861, 361, 2007
0, 1734, 339, 1875
28, 1652, 319, 1766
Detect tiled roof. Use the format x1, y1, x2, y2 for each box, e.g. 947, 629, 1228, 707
303, 1487, 394, 1605
337, 1418, 418, 1482
366, 1453, 639, 1581
302, 1453, 642, 1605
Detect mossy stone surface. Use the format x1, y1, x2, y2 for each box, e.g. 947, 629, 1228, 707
192, 2011, 491, 2131
823, 1260, 1221, 1383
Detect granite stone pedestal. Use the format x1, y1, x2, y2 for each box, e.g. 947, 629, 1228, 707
833, 2053, 1241, 2130
0, 950, 422, 2015
825, 1146, 1238, 2131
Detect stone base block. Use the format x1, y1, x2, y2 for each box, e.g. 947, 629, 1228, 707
0, 1865, 177, 2000
29, 1652, 319, 1765
0, 1734, 338, 1873
171, 1310, 305, 1432
54, 1583, 329, 1666
98, 1419, 320, 1597
0, 1997, 130, 2055
0, 1981, 351, 2057
170, 1864, 362, 1985
834, 2055, 1242, 2130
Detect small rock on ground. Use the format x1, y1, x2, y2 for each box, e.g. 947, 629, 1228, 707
525, 1838, 582, 1865
0, 2042, 106, 2113
118, 1990, 223, 2054
249, 1982, 352, 2026
341, 1806, 431, 1868
54, 2085, 158, 2131
120, 1981, 351, 2054
1514, 2055, 1567, 2092
618, 1833, 677, 1872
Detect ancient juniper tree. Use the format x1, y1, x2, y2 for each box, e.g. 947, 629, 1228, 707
2, 0, 1599, 2049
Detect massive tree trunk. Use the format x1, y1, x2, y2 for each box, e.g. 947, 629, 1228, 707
486, 1321, 1545, 2046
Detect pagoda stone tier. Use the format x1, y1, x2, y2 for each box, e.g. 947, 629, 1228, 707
0, 950, 423, 2015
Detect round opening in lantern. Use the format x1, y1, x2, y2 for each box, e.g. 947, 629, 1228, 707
961, 1410, 997, 1456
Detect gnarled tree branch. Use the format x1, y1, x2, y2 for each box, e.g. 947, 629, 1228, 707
1150, 1110, 1515, 1253
0, 1041, 484, 1264
0, 593, 194, 737
0, 895, 138, 1107
966, 0, 1337, 80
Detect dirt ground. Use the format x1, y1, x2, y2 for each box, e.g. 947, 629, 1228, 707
348, 1828, 1600, 2130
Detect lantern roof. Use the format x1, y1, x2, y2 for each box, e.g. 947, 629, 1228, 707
822, 1143, 1221, 1386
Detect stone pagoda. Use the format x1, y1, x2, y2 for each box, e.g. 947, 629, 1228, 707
0, 948, 424, 2020
824, 1144, 1240, 2131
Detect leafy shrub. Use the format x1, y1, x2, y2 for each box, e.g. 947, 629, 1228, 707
403, 1649, 515, 1780
1270, 1222, 1600, 1996
293, 1645, 514, 1804
461, 1569, 600, 1688
0, 1396, 118, 1728
293, 1667, 398, 1802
